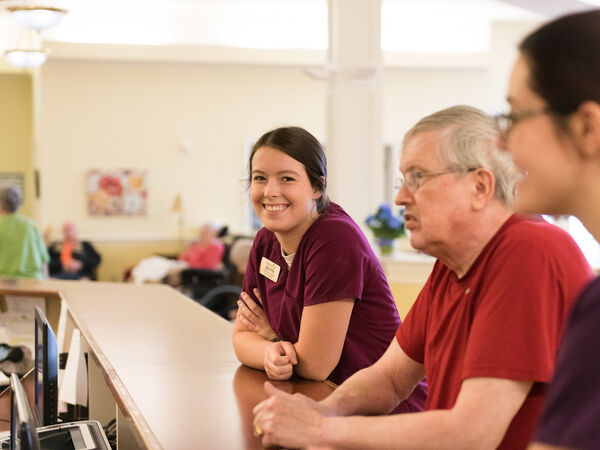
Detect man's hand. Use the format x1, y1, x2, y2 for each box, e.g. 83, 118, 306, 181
253, 381, 330, 448
264, 341, 297, 381
237, 289, 277, 340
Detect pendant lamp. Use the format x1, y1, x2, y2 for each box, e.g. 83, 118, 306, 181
4, 49, 47, 68
7, 4, 67, 30
3, 28, 48, 69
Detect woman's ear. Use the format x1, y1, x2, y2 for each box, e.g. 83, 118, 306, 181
312, 176, 326, 200
570, 101, 600, 159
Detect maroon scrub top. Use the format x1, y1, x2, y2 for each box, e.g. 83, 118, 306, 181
243, 203, 426, 412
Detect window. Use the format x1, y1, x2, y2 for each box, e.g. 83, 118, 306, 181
544, 215, 600, 269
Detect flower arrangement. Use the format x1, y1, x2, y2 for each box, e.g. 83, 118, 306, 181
366, 203, 405, 239
366, 203, 405, 255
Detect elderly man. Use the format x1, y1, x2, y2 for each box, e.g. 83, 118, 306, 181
251, 106, 594, 449
0, 186, 49, 279
48, 221, 101, 280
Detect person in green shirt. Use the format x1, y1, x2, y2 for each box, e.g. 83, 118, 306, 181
0, 187, 49, 280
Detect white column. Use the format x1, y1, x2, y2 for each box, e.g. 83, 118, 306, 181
326, 0, 383, 224
488, 20, 539, 113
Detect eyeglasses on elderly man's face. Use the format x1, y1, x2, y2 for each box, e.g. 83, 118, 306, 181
394, 168, 476, 193
493, 107, 552, 140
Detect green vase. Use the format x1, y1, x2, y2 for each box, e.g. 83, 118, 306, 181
377, 237, 394, 255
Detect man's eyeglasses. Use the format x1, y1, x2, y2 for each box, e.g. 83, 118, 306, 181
394, 168, 476, 193
493, 107, 551, 139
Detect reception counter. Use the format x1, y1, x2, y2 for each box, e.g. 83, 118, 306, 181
0, 279, 333, 449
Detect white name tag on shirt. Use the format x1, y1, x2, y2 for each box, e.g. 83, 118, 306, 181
259, 257, 281, 283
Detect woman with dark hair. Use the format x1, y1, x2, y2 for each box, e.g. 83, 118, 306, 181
232, 126, 426, 411
500, 9, 600, 449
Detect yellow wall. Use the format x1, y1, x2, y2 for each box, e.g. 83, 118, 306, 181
389, 282, 423, 320
93, 239, 183, 282
0, 21, 542, 286
37, 61, 327, 242
36, 60, 492, 243
34, 60, 481, 285
0, 74, 34, 217
380, 251, 434, 319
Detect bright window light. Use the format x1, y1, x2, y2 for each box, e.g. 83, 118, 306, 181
40, 0, 540, 52
382, 2, 490, 52
45, 0, 327, 49
568, 216, 600, 268
44, 0, 177, 45
543, 215, 600, 269
381, 0, 539, 53
215, 1, 327, 49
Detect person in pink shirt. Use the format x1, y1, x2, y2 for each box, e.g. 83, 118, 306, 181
178, 222, 225, 270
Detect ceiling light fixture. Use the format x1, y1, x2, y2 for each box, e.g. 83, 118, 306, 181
3, 28, 48, 68
6, 5, 68, 30
1, 1, 67, 68
4, 48, 48, 68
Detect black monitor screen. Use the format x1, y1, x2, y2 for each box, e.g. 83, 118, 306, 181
10, 373, 41, 450
34, 306, 58, 427
10, 382, 16, 448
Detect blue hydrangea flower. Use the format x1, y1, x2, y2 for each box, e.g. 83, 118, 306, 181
366, 203, 405, 239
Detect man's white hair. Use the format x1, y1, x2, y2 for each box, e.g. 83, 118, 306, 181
403, 105, 519, 206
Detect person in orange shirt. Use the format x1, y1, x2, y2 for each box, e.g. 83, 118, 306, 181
48, 221, 101, 280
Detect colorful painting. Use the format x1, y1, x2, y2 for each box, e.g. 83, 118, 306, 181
86, 169, 147, 216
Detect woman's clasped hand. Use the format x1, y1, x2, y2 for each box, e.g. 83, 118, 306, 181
236, 289, 275, 340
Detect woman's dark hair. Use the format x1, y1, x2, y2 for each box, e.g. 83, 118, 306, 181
248, 126, 330, 214
520, 10, 600, 115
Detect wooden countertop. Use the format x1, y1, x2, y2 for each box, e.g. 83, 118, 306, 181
0, 278, 333, 449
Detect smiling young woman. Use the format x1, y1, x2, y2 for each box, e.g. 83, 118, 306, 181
232, 126, 427, 411
249, 145, 322, 254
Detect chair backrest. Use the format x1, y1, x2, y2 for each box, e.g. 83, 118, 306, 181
198, 284, 242, 319
180, 268, 226, 300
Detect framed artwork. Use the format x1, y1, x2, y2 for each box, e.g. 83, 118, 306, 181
86, 169, 147, 216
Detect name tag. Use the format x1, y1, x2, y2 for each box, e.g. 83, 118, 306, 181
259, 257, 281, 283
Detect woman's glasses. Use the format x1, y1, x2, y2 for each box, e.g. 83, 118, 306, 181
493, 107, 551, 139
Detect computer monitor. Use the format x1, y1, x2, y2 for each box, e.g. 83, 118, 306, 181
10, 373, 41, 450
33, 306, 58, 427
